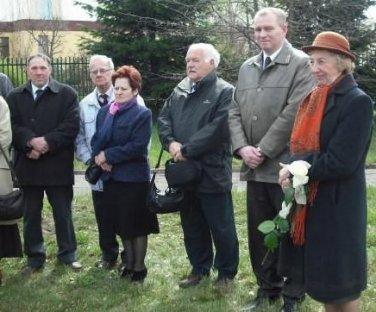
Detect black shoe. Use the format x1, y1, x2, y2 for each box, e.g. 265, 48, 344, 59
280, 296, 303, 312
242, 295, 280, 311
120, 267, 133, 279
20, 265, 43, 277
179, 272, 209, 289
131, 269, 147, 282
95, 260, 117, 270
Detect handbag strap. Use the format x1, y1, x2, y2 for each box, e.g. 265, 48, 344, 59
150, 146, 164, 186
0, 144, 20, 186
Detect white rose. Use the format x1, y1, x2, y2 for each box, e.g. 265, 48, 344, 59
287, 160, 311, 177
279, 201, 293, 219
294, 185, 307, 205
292, 175, 309, 188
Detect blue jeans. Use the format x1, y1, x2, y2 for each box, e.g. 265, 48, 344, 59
180, 191, 239, 278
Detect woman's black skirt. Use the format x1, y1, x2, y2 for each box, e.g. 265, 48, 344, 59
103, 180, 159, 239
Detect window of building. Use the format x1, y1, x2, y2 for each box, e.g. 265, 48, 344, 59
0, 37, 10, 57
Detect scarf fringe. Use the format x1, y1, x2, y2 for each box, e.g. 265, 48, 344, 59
291, 205, 307, 245
291, 181, 319, 245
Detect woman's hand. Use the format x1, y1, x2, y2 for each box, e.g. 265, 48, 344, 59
95, 151, 107, 166
279, 163, 291, 188
101, 162, 112, 172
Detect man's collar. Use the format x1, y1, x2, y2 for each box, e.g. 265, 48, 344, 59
252, 40, 292, 67
263, 45, 283, 62
31, 83, 48, 94
178, 71, 217, 92
95, 86, 114, 97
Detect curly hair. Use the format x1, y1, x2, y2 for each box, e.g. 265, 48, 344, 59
111, 65, 142, 91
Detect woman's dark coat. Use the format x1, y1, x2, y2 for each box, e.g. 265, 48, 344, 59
6, 79, 79, 186
280, 74, 374, 302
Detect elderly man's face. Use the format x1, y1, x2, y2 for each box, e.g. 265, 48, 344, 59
186, 49, 215, 82
254, 12, 287, 55
89, 58, 113, 90
27, 57, 52, 87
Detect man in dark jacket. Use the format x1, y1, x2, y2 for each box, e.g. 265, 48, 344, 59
158, 43, 239, 288
7, 53, 81, 274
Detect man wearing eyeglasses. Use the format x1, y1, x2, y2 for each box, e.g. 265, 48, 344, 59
75, 55, 144, 270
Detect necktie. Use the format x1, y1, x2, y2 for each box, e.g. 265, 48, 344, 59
35, 89, 44, 101
264, 56, 272, 70
190, 84, 197, 94
99, 94, 108, 106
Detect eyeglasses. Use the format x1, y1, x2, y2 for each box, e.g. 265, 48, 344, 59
90, 68, 111, 75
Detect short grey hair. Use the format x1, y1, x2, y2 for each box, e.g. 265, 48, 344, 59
89, 54, 114, 70
334, 53, 355, 74
187, 43, 221, 68
254, 7, 288, 27
27, 53, 51, 67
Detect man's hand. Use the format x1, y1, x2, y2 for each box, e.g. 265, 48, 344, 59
27, 149, 41, 160
168, 141, 182, 158
174, 149, 187, 162
95, 151, 107, 166
29, 137, 49, 154
169, 141, 187, 162
238, 145, 265, 169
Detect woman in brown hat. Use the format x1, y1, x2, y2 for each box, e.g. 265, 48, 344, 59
279, 31, 373, 311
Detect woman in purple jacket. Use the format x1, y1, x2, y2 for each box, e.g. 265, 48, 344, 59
91, 65, 159, 282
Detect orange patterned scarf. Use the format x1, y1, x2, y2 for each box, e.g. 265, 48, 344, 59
289, 83, 332, 245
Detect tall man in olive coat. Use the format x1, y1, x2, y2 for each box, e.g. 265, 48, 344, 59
228, 7, 315, 311
158, 43, 239, 288
7, 53, 82, 273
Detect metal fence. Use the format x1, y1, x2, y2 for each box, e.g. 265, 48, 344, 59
0, 56, 93, 99
0, 52, 375, 100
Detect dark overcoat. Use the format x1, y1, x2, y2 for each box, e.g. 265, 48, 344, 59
7, 79, 79, 186
280, 74, 374, 302
158, 72, 234, 193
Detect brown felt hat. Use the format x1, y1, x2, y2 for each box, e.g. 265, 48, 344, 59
302, 31, 356, 61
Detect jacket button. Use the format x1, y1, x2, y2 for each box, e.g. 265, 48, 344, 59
252, 115, 258, 121
257, 87, 262, 92
30, 118, 35, 122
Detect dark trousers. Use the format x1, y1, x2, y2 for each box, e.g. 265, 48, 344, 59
92, 190, 120, 262
23, 186, 77, 268
180, 191, 239, 278
247, 181, 304, 299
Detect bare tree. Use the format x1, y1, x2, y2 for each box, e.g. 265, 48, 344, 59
26, 17, 64, 58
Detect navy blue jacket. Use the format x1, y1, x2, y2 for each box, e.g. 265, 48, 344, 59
91, 101, 152, 183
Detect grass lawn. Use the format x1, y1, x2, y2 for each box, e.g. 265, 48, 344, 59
1, 189, 376, 312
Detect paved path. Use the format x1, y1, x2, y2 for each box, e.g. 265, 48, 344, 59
73, 168, 376, 195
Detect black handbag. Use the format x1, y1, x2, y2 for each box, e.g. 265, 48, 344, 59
165, 158, 202, 188
147, 147, 184, 214
85, 159, 103, 184
0, 144, 24, 221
